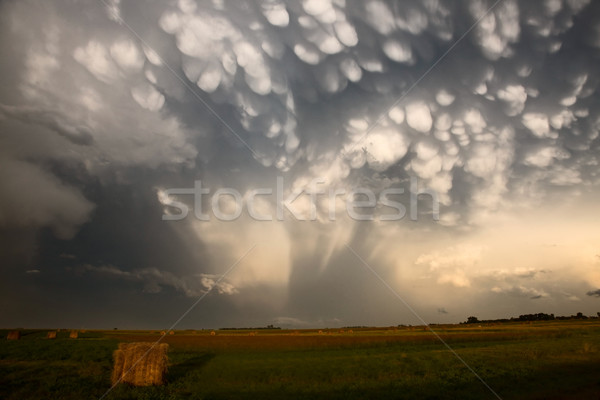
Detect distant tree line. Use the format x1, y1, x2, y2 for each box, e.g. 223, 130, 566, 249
463, 312, 600, 324
219, 325, 281, 330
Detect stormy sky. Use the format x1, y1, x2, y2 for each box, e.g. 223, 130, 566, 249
1, 0, 600, 329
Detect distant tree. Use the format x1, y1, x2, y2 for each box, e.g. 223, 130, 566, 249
466, 316, 479, 324
517, 313, 554, 321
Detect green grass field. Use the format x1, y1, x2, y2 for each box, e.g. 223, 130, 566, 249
1, 321, 600, 399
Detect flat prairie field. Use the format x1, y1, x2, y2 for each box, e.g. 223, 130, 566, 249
1, 321, 600, 399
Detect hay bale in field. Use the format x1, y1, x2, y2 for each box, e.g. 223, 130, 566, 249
6, 330, 20, 340
348, 329, 354, 334
318, 330, 323, 334
47, 331, 57, 339
169, 330, 174, 335
69, 330, 78, 339
111, 342, 168, 386
210, 331, 216, 336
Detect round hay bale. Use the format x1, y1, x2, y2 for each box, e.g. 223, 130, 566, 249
210, 331, 216, 336
6, 331, 20, 340
111, 342, 169, 386
169, 331, 174, 335
69, 330, 78, 339
47, 331, 57, 339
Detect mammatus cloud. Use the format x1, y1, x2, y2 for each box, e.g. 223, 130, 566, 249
4, 0, 599, 224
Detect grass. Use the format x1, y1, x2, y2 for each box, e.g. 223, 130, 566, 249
0, 321, 599, 399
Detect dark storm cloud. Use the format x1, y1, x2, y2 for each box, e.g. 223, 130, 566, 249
1, 0, 600, 328
0, 158, 95, 239
587, 289, 600, 297
0, 104, 94, 146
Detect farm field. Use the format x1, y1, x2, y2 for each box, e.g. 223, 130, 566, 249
1, 320, 600, 400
